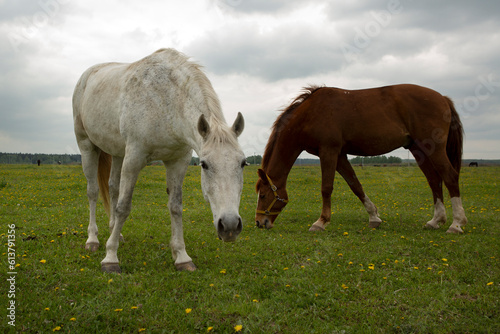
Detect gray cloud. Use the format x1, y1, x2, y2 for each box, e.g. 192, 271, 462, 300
0, 0, 498, 159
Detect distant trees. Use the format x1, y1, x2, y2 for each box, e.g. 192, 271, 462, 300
349, 155, 402, 165
0, 153, 81, 164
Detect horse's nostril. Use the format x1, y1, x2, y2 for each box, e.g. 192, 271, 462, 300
237, 218, 242, 232
218, 218, 224, 233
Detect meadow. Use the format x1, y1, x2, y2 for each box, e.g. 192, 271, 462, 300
1, 163, 498, 333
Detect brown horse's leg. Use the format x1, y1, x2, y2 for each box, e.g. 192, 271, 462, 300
412, 145, 467, 233
336, 154, 382, 228
410, 146, 447, 229
430, 153, 467, 234
309, 152, 339, 232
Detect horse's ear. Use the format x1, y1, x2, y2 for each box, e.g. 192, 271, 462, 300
257, 169, 268, 185
232, 112, 244, 137
198, 114, 210, 139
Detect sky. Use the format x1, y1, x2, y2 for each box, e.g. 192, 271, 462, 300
1, 0, 499, 159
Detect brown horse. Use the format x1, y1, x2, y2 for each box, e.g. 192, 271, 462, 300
255, 84, 467, 234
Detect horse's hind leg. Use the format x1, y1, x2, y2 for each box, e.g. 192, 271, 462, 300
79, 146, 101, 252
336, 154, 382, 228
109, 156, 125, 242
410, 146, 447, 230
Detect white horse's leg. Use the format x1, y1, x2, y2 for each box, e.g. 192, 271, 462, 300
447, 197, 467, 234
164, 155, 196, 271
109, 156, 124, 242
101, 152, 145, 273
80, 148, 101, 252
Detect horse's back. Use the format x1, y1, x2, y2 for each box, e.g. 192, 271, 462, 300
73, 48, 217, 159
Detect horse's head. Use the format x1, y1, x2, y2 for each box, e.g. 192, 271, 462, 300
197, 112, 246, 242
255, 169, 289, 229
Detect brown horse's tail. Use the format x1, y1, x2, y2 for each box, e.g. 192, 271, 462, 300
444, 97, 464, 174
98, 151, 112, 216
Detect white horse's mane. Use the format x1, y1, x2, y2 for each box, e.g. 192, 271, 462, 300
153, 49, 240, 150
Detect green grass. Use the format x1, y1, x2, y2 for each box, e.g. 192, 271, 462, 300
1, 164, 499, 333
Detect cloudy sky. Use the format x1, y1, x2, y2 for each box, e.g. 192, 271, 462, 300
1, 0, 499, 159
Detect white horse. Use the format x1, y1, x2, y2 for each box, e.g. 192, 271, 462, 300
73, 48, 246, 273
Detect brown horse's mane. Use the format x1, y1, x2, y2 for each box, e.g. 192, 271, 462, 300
261, 85, 323, 170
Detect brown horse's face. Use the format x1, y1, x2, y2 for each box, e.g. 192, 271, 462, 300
255, 169, 288, 229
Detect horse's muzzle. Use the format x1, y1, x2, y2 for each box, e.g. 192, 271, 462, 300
255, 216, 274, 229
217, 215, 243, 242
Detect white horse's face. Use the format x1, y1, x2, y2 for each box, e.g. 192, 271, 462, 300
198, 113, 246, 242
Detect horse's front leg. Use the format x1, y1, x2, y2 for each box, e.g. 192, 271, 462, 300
309, 152, 338, 232
101, 152, 145, 273
165, 156, 196, 271
336, 154, 382, 228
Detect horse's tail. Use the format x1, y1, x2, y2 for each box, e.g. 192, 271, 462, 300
98, 151, 112, 216
444, 96, 464, 174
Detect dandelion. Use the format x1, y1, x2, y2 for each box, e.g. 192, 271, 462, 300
209, 284, 214, 287
283, 267, 289, 270
442, 258, 448, 262
131, 306, 138, 309
253, 299, 259, 303
220, 269, 226, 274
45, 308, 50, 311
115, 309, 123, 312
207, 327, 214, 332
138, 328, 146, 332
52, 326, 61, 332
487, 282, 494, 286
234, 325, 243, 332
341, 284, 348, 289
343, 232, 349, 236
70, 318, 76, 321
414, 267, 419, 270
368, 264, 375, 270
108, 279, 113, 284
360, 269, 365, 272
40, 259, 47, 264
185, 308, 192, 314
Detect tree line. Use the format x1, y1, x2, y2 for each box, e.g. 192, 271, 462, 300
0, 152, 82, 165
1, 152, 402, 166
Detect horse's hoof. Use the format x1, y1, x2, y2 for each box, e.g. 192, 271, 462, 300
369, 219, 382, 228
424, 221, 440, 230
308, 224, 325, 232
85, 242, 99, 252
101, 262, 121, 273
175, 262, 197, 272
446, 225, 464, 234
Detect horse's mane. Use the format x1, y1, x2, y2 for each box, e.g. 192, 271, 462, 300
153, 49, 238, 149
261, 85, 323, 169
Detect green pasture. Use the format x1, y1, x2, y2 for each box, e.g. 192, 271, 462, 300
1, 163, 498, 333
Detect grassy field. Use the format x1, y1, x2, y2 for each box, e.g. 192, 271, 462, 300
1, 163, 498, 333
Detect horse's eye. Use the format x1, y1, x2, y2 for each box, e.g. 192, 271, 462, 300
200, 161, 208, 170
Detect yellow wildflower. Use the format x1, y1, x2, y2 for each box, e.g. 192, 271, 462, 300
234, 325, 243, 332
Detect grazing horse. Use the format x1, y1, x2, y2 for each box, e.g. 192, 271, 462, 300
73, 49, 246, 273
255, 84, 467, 234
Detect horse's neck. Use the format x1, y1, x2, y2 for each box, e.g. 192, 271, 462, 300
265, 135, 302, 188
